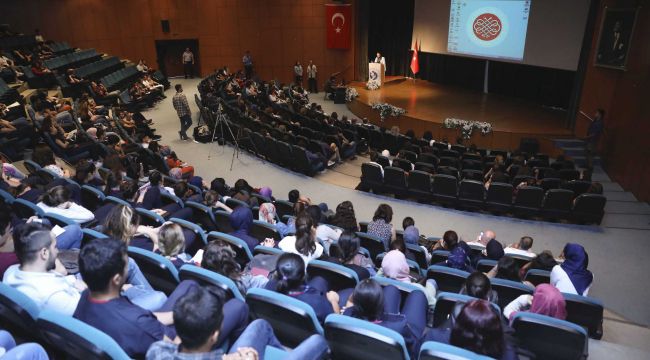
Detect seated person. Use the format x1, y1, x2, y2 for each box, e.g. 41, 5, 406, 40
278, 213, 324, 265
203, 190, 233, 214
503, 283, 567, 322
156, 222, 196, 270
551, 243, 593, 296
165, 151, 194, 178
327, 232, 374, 280
75, 238, 249, 358
228, 206, 260, 253
504, 236, 536, 258
257, 202, 290, 238
36, 186, 94, 224
425, 300, 518, 360
3, 223, 86, 315
146, 287, 329, 360
265, 253, 340, 322
342, 279, 427, 358
65, 69, 83, 84
201, 240, 269, 294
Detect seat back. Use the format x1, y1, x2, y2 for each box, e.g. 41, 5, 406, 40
542, 189, 574, 215
432, 292, 481, 328
127, 246, 180, 295
476, 259, 498, 273
306, 260, 359, 291
430, 250, 450, 265
250, 220, 281, 242
37, 309, 131, 360
214, 210, 235, 233
273, 200, 294, 219
563, 293, 604, 339
432, 174, 458, 197
523, 269, 551, 286
355, 232, 387, 264
43, 212, 76, 227
384, 166, 408, 188
511, 312, 588, 360
572, 194, 606, 224
12, 198, 45, 219
513, 186, 544, 213
419, 341, 493, 360
405, 243, 428, 269
372, 276, 425, 302
426, 265, 470, 293
185, 201, 219, 232
361, 163, 384, 187
134, 207, 166, 227
485, 182, 513, 206
246, 288, 323, 348
207, 231, 254, 267
324, 313, 410, 360
458, 179, 485, 205
0, 282, 40, 336
179, 265, 244, 301
490, 278, 534, 309
81, 185, 105, 211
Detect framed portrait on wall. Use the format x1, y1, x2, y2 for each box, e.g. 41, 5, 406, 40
595, 7, 639, 70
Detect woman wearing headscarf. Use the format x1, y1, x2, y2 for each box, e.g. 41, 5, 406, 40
258, 203, 290, 237
551, 243, 593, 296
229, 206, 260, 252
503, 283, 567, 321
381, 249, 437, 306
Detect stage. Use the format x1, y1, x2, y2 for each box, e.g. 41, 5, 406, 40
347, 77, 573, 152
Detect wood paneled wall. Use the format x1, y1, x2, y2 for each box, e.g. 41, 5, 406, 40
0, 0, 356, 83
578, 0, 650, 201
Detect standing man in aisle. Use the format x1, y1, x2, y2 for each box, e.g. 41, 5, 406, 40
307, 60, 318, 93
243, 50, 253, 79
173, 84, 192, 141
294, 61, 303, 85
182, 48, 194, 79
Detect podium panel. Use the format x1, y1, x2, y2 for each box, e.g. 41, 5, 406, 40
368, 63, 385, 88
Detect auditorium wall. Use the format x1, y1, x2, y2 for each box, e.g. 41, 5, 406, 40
0, 0, 356, 84
577, 0, 650, 201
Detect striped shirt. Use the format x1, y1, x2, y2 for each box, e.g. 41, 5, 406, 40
172, 92, 190, 118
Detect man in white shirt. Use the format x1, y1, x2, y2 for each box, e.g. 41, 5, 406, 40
504, 236, 536, 258
466, 229, 495, 249
182, 48, 194, 79
307, 60, 317, 93
374, 52, 386, 72
3, 223, 84, 316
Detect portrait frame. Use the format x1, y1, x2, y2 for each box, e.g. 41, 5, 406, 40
594, 7, 639, 70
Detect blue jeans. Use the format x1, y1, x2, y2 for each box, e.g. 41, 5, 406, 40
122, 257, 168, 311
179, 114, 192, 138
229, 319, 329, 360
0, 331, 49, 360
55, 224, 83, 249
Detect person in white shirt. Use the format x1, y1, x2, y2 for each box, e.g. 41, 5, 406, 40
550, 243, 593, 296
293, 61, 303, 85
3, 223, 84, 315
504, 236, 536, 258
37, 186, 94, 224
136, 59, 149, 73
305, 205, 341, 253
307, 60, 318, 93
182, 48, 194, 79
466, 229, 495, 250
374, 52, 386, 72
278, 213, 323, 266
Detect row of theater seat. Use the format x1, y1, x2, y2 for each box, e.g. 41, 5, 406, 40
361, 165, 606, 224
43, 48, 101, 71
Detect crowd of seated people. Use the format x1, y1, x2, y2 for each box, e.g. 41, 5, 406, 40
0, 170, 599, 359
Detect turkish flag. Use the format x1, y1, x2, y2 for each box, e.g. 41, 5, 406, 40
410, 39, 420, 75
326, 4, 351, 49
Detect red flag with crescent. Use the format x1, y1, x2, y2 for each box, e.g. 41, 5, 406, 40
410, 39, 420, 75
326, 4, 351, 49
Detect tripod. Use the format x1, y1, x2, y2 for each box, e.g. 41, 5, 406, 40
207, 102, 241, 171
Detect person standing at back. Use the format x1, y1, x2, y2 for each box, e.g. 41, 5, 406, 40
172, 84, 192, 141
307, 60, 318, 93
182, 48, 194, 79
243, 50, 253, 79
294, 61, 303, 85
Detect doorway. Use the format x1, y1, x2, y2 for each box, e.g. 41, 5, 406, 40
155, 39, 200, 78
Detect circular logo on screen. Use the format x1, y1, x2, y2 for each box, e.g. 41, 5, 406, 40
369, 70, 378, 80
466, 7, 508, 48
473, 13, 502, 41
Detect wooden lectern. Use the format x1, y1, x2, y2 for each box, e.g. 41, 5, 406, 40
368, 62, 385, 88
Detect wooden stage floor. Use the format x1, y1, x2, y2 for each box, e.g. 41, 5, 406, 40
347, 77, 573, 151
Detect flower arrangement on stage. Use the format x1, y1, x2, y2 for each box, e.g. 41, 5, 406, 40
371, 103, 407, 121
443, 118, 492, 139
366, 81, 380, 91
345, 87, 359, 102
